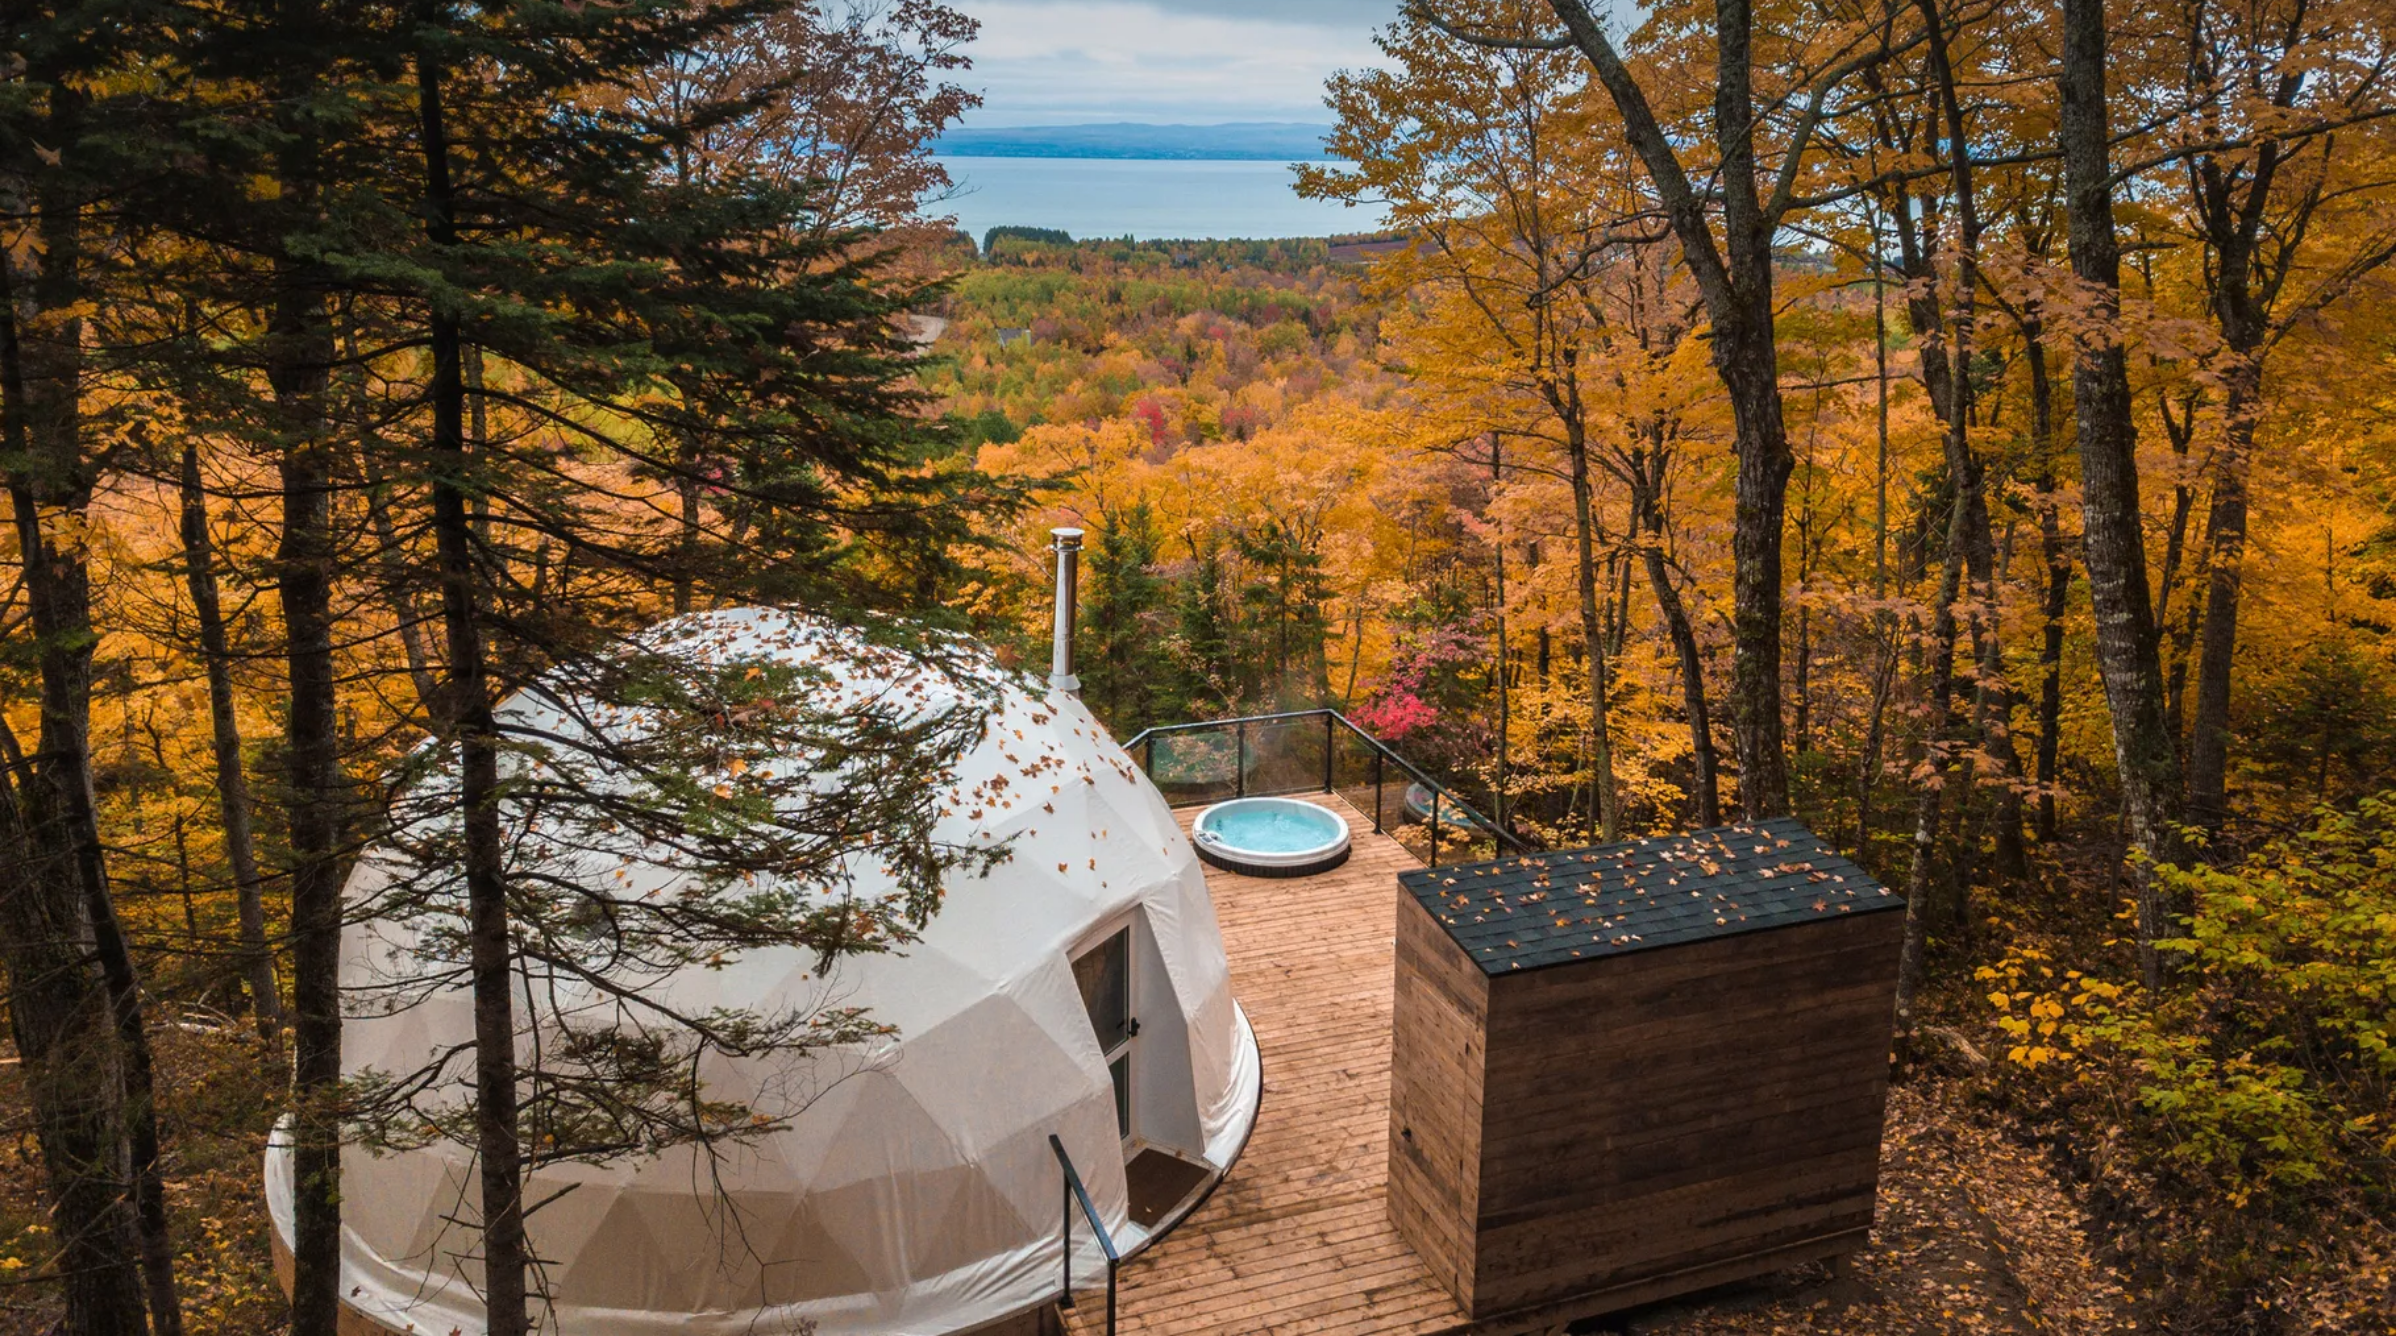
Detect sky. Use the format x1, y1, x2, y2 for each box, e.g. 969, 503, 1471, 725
955, 1, 1400, 126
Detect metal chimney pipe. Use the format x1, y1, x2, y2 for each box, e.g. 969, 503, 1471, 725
1049, 527, 1084, 696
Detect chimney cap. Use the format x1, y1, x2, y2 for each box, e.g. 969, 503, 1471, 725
1050, 527, 1085, 544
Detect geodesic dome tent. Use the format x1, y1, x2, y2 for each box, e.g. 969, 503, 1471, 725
263, 608, 1262, 1336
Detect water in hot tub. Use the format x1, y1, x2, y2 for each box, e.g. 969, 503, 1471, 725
1205, 806, 1342, 853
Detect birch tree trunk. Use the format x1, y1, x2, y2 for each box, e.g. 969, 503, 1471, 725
2060, 0, 2183, 985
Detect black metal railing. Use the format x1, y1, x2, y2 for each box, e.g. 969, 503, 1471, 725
1120, 708, 1537, 867
1049, 1134, 1118, 1336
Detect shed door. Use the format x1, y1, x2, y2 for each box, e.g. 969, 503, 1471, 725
1073, 926, 1136, 1143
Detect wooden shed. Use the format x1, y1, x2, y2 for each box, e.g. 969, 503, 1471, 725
1386, 817, 1905, 1328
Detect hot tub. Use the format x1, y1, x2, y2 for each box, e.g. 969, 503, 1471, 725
1191, 797, 1352, 878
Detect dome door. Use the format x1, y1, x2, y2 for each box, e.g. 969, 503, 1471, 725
1073, 924, 1137, 1147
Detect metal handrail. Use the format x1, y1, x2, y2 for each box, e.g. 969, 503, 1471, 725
1121, 708, 1538, 864
1048, 1134, 1117, 1336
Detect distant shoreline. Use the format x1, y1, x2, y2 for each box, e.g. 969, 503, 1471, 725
934, 121, 1336, 162
927, 156, 1382, 245
934, 148, 1334, 161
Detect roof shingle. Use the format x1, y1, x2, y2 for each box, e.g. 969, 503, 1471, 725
1397, 816, 1901, 975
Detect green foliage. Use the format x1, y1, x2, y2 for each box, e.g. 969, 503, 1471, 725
1078, 504, 1178, 732
946, 406, 1022, 452
2240, 634, 2396, 805
983, 225, 1073, 252
1231, 518, 1333, 708
1172, 544, 1237, 716
2158, 800, 2396, 1100
1980, 796, 2396, 1318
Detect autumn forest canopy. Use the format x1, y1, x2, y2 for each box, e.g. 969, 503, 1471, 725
7, 0, 2396, 1333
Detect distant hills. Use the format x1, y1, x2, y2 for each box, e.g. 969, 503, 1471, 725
935, 122, 1336, 161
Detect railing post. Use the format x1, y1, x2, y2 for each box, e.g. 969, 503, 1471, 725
1430, 792, 1442, 869
1048, 1133, 1120, 1332
1234, 720, 1247, 799
1144, 734, 1156, 780
1321, 711, 1335, 794
1370, 749, 1384, 833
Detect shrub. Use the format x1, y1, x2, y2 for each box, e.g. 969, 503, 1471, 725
1978, 797, 2396, 1328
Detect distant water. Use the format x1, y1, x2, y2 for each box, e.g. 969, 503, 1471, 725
930, 156, 1386, 244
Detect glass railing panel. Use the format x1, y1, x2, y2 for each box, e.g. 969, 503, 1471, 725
1126, 710, 1531, 861
1329, 725, 1383, 831
1240, 717, 1326, 797
1145, 730, 1241, 807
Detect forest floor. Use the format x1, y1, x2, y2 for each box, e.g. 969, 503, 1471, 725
0, 1021, 286, 1336
0, 1029, 2142, 1336
1605, 1080, 2137, 1335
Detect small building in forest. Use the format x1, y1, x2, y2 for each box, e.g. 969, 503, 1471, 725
1387, 817, 1905, 1327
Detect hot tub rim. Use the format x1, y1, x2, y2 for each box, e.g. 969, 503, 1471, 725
1191, 796, 1354, 878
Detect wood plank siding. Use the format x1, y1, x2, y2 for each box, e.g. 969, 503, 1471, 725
1466, 909, 1903, 1318
1388, 824, 1906, 1328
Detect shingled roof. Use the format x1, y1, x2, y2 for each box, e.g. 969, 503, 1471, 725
1397, 816, 1900, 974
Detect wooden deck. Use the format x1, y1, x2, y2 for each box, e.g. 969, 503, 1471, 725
1065, 795, 1469, 1336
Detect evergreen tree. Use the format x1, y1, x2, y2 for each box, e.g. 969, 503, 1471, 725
356, 5, 1015, 1331
1233, 518, 1332, 708
2, 5, 193, 1330
1079, 502, 1176, 732
1172, 542, 1237, 713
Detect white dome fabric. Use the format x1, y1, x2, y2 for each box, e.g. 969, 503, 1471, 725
263, 609, 1261, 1336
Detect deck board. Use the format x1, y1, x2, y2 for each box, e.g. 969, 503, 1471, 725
1063, 796, 1468, 1336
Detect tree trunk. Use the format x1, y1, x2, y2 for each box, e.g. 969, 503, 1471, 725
13, 81, 184, 1336
1718, 315, 1796, 819
2154, 397, 2203, 746
0, 182, 154, 1336
1564, 418, 1620, 841
1630, 449, 1719, 825
1892, 469, 1973, 1052
2061, 0, 2183, 986
2174, 10, 2350, 826
1858, 201, 1894, 854
265, 36, 351, 1333
1490, 438, 1509, 835
0, 790, 150, 1336
1547, 0, 1792, 817
1893, 17, 2028, 878
84, 817, 183, 1336
348, 311, 444, 720
178, 445, 282, 1040
2186, 328, 2264, 824
2023, 323, 2072, 843
363, 455, 444, 716
419, 41, 533, 1336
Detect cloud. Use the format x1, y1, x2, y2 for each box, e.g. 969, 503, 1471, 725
957, 0, 1395, 125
